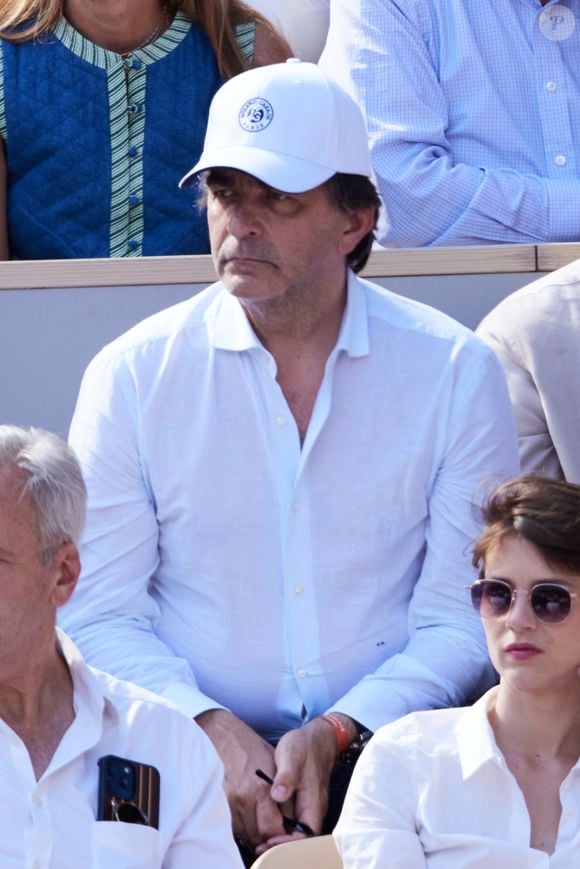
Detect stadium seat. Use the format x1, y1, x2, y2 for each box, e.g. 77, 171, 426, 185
251, 834, 342, 868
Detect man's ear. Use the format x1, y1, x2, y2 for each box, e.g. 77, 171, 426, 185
338, 206, 377, 258
49, 542, 81, 608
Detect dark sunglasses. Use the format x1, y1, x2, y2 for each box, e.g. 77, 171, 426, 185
468, 578, 578, 624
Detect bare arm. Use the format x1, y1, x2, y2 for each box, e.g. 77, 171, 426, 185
0, 142, 9, 259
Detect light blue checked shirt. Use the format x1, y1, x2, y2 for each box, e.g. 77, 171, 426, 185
320, 0, 580, 246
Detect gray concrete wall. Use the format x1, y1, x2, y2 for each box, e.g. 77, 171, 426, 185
1, 271, 537, 435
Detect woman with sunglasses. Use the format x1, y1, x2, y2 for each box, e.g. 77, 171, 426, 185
335, 475, 580, 866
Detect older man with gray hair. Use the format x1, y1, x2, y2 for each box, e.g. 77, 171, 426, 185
0, 425, 241, 868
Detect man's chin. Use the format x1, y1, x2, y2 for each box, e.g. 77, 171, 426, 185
222, 277, 278, 302
219, 266, 280, 301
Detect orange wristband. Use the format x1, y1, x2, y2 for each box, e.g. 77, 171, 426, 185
319, 713, 352, 754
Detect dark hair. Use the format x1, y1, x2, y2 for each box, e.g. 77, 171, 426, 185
197, 171, 380, 273
472, 475, 580, 576
324, 173, 380, 273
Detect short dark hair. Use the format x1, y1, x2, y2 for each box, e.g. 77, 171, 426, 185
472, 475, 580, 576
197, 169, 381, 273
324, 173, 381, 273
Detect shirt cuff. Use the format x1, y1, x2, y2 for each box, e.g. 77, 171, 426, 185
326, 683, 412, 735
161, 682, 228, 720
546, 178, 580, 242
323, 650, 494, 735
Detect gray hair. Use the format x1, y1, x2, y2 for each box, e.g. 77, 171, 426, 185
0, 426, 86, 564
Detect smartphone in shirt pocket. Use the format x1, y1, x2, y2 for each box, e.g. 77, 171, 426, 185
97, 755, 160, 829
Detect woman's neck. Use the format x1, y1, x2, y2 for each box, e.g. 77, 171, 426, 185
64, 0, 170, 54
490, 682, 580, 762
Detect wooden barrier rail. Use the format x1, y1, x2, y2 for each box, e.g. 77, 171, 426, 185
2, 242, 579, 291
2, 243, 578, 435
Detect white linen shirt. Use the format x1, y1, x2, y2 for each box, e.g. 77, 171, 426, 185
0, 630, 242, 869
61, 271, 518, 738
335, 688, 580, 867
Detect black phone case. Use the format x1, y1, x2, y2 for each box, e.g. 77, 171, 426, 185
97, 754, 160, 829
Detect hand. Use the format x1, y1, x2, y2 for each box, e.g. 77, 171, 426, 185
195, 709, 287, 847
256, 713, 356, 852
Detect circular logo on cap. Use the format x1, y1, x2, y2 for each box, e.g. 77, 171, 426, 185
238, 98, 274, 132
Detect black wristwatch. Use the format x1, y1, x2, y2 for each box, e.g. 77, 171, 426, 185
339, 718, 373, 766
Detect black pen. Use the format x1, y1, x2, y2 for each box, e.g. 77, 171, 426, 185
254, 769, 316, 837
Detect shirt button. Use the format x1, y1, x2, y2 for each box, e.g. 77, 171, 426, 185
546, 81, 557, 91
127, 146, 138, 158
128, 194, 141, 207
128, 102, 143, 114
555, 154, 567, 166
131, 59, 143, 70
32, 862, 41, 869
293, 584, 304, 595
127, 240, 139, 251
296, 667, 307, 678
291, 500, 301, 512
32, 794, 42, 807
275, 415, 286, 427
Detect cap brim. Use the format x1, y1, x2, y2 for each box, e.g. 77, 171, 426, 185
179, 146, 336, 193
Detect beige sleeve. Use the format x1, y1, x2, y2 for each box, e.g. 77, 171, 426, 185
476, 314, 563, 479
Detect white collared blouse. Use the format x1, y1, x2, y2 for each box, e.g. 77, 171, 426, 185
335, 687, 580, 868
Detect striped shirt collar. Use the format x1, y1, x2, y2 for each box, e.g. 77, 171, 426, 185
52, 10, 191, 69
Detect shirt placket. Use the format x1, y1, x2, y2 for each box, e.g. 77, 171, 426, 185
554, 769, 580, 864
260, 349, 340, 720
501, 759, 551, 867
5, 732, 52, 869
27, 780, 52, 869
533, 4, 576, 177
107, 56, 147, 256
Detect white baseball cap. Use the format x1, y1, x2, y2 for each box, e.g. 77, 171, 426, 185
179, 59, 372, 193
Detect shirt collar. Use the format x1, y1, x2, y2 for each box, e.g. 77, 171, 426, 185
456, 686, 503, 780
207, 286, 263, 353
207, 270, 370, 359
53, 10, 191, 70
56, 628, 117, 729
336, 270, 370, 358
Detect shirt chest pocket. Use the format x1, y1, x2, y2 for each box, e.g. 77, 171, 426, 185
92, 821, 163, 868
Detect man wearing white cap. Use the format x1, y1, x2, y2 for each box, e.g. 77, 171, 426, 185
62, 61, 518, 861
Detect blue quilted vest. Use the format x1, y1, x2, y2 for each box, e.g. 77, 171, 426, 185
0, 13, 223, 258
